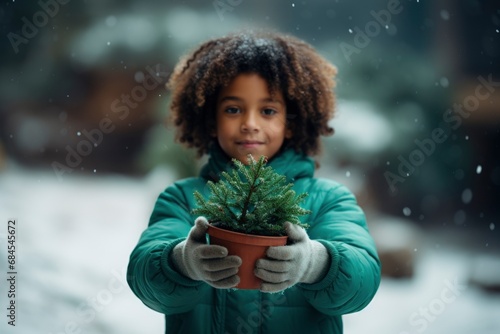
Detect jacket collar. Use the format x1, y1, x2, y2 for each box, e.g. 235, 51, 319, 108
199, 144, 315, 183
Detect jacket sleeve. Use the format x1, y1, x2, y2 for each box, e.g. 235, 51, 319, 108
127, 181, 211, 315
297, 181, 381, 316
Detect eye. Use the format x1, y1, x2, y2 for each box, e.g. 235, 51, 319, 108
262, 108, 277, 116
225, 107, 240, 114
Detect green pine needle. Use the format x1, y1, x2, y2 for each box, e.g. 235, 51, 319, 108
192, 154, 311, 236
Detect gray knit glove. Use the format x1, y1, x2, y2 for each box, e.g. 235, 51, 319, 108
255, 222, 330, 293
171, 217, 242, 288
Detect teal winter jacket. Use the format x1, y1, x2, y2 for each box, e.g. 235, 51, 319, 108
127, 147, 381, 333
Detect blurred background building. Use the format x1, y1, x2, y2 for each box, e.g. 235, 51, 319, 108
0, 0, 499, 333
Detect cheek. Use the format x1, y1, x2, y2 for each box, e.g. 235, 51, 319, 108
215, 119, 234, 138
268, 120, 287, 138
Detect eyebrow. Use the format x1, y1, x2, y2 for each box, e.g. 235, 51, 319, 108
219, 96, 284, 105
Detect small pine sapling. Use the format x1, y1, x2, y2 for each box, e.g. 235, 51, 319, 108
192, 154, 310, 236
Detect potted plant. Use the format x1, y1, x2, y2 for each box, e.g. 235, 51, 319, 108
192, 154, 311, 289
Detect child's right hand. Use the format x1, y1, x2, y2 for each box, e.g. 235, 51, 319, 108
171, 217, 242, 288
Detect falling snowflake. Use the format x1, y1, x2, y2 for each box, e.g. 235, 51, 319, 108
440, 10, 450, 21
440, 77, 449, 88
476, 165, 482, 174
403, 207, 411, 216
490, 223, 495, 231
461, 189, 473, 204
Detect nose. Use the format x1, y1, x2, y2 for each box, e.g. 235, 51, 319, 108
240, 110, 259, 133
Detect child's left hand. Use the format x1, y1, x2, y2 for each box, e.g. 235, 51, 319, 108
255, 222, 330, 293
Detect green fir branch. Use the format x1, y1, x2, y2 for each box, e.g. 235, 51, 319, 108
192, 154, 311, 236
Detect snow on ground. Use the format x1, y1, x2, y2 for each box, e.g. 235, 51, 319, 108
0, 163, 169, 334
0, 163, 499, 334
344, 248, 500, 334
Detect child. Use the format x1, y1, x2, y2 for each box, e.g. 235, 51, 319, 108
127, 30, 380, 334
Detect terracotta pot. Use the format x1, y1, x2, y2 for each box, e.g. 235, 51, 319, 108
207, 225, 287, 290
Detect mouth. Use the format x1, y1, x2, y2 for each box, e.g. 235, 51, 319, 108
236, 140, 264, 148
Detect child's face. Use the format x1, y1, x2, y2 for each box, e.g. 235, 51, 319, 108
214, 73, 292, 164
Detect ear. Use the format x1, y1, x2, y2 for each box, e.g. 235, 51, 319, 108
285, 128, 292, 139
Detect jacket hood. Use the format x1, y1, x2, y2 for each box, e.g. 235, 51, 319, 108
199, 144, 315, 183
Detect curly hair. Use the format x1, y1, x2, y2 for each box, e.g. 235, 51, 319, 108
167, 30, 337, 157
